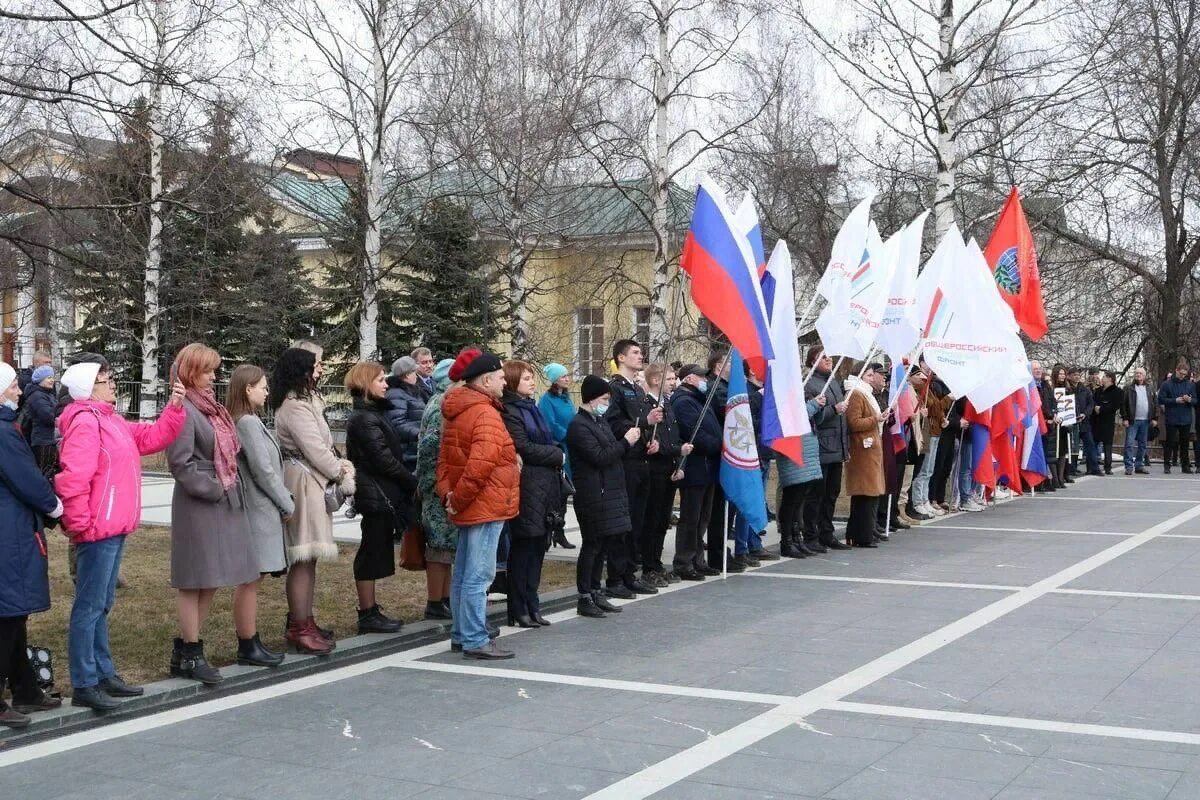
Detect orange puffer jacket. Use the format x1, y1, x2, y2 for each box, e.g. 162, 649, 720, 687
436, 385, 520, 525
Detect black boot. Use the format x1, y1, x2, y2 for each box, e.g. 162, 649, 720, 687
577, 594, 606, 618
780, 538, 805, 558
424, 600, 453, 620
357, 605, 403, 634
237, 634, 285, 667
553, 530, 576, 549
170, 639, 223, 686
592, 591, 622, 613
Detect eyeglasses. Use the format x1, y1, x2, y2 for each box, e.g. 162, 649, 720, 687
96, 378, 116, 386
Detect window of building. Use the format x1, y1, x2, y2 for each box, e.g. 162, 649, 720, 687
574, 306, 606, 378
632, 305, 652, 354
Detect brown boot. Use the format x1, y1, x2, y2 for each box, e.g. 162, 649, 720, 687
286, 617, 334, 655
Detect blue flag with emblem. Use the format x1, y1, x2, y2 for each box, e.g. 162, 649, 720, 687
719, 349, 767, 533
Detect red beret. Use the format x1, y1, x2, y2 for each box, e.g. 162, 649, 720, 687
448, 348, 482, 382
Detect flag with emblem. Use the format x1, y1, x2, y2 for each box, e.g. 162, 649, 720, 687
719, 349, 767, 534
984, 187, 1047, 341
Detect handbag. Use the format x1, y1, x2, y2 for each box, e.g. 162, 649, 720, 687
289, 457, 346, 513
399, 524, 426, 570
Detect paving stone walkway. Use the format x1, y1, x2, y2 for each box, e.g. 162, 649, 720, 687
8, 473, 1200, 799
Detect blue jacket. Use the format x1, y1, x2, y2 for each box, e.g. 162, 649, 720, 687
384, 377, 427, 469
0, 406, 58, 617
776, 399, 825, 486
1157, 376, 1197, 427
25, 382, 58, 446
538, 389, 576, 477
670, 384, 722, 487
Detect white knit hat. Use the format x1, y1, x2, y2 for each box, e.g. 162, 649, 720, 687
0, 362, 15, 394
61, 362, 102, 401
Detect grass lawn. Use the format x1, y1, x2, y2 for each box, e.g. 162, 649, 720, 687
26, 527, 576, 693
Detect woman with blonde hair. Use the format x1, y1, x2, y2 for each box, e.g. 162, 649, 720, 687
167, 343, 261, 685
271, 344, 355, 654
344, 361, 413, 633
225, 364, 290, 668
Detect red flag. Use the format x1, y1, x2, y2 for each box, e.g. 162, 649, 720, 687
989, 390, 1023, 494
984, 187, 1047, 341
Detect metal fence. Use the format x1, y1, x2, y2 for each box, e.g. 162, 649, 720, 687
114, 381, 353, 430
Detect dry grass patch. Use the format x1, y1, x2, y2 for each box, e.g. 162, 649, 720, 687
26, 527, 576, 692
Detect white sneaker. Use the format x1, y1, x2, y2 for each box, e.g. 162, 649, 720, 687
995, 486, 1012, 500
926, 504, 946, 516
962, 499, 985, 512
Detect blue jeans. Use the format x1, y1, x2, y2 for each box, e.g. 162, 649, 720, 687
1124, 420, 1149, 471
911, 436, 938, 508
450, 521, 503, 651
957, 436, 976, 502
69, 535, 126, 688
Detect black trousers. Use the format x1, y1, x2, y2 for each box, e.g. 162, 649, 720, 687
705, 484, 728, 572
848, 495, 880, 546
0, 615, 40, 707
930, 429, 959, 505
1165, 424, 1192, 470
643, 469, 677, 572
675, 484, 714, 572
808, 462, 841, 546
608, 460, 649, 586
507, 536, 547, 617
780, 480, 820, 544
1098, 433, 1115, 472
577, 532, 611, 595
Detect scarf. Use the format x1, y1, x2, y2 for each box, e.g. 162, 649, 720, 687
515, 396, 553, 445
845, 375, 883, 433
187, 387, 241, 491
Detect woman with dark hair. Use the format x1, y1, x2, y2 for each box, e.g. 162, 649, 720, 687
225, 364, 290, 668
0, 363, 64, 728
500, 360, 564, 627
344, 361, 412, 634
272, 345, 355, 655
167, 343, 262, 685
1050, 364, 1072, 488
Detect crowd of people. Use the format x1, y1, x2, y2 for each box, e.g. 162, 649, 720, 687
0, 337, 1189, 728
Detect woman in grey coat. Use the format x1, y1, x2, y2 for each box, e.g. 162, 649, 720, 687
167, 344, 264, 686
226, 364, 292, 667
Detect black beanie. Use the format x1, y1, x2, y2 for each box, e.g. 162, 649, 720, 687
459, 351, 503, 382
580, 375, 610, 404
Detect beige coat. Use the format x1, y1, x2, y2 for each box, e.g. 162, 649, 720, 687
274, 392, 354, 563
845, 383, 885, 497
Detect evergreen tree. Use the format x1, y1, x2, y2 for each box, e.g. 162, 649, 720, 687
317, 179, 409, 365
395, 200, 496, 357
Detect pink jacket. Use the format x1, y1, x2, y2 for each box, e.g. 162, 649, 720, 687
55, 400, 185, 543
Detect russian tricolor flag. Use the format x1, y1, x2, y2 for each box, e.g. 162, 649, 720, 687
682, 180, 774, 380
759, 241, 810, 464
1021, 374, 1049, 486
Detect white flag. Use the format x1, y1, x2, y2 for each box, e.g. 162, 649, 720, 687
816, 193, 875, 301
876, 211, 930, 364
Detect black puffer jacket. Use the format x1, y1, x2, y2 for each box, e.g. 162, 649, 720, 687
24, 382, 58, 446
566, 409, 629, 538
384, 376, 426, 469
501, 392, 564, 540
346, 395, 417, 525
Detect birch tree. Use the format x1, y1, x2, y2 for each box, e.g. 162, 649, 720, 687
268, 0, 462, 361
795, 0, 1079, 240
578, 0, 766, 358
429, 0, 627, 358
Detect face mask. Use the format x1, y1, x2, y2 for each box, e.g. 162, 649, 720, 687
697, 380, 709, 394
592, 404, 609, 417
2, 399, 16, 411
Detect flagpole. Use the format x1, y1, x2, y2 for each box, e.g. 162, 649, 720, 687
802, 349, 825, 386
795, 292, 821, 333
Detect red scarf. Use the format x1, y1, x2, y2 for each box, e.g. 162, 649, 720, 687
187, 388, 241, 491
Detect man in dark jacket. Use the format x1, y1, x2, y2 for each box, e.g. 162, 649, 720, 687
642, 363, 689, 586
1092, 371, 1122, 475
704, 353, 733, 572
603, 339, 660, 597
670, 364, 722, 579
803, 346, 851, 551
1069, 367, 1102, 476
1156, 361, 1195, 474
1120, 366, 1157, 475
